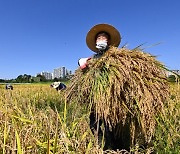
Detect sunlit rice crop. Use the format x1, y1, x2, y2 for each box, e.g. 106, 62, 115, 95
66, 46, 170, 148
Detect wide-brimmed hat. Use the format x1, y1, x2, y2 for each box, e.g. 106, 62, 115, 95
86, 23, 121, 52
51, 82, 60, 89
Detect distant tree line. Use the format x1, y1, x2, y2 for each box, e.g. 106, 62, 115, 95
0, 74, 71, 83
167, 75, 180, 82
0, 74, 178, 83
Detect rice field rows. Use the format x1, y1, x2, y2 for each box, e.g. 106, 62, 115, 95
0, 83, 179, 153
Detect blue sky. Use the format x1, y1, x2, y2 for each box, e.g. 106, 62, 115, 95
0, 0, 179, 79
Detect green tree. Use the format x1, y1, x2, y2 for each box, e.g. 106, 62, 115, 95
36, 74, 47, 82
16, 74, 31, 83
16, 75, 23, 83
168, 75, 176, 82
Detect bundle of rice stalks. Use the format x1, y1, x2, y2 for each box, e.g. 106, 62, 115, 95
66, 46, 169, 148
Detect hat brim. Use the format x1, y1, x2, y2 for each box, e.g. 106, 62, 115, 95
86, 24, 121, 52
52, 82, 60, 88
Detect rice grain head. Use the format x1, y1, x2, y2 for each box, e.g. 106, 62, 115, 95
66, 47, 169, 146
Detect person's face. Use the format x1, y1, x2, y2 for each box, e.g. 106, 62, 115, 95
96, 33, 109, 43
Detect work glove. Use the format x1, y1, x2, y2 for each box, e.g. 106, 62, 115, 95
78, 57, 91, 69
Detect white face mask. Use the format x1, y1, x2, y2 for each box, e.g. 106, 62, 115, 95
96, 40, 108, 51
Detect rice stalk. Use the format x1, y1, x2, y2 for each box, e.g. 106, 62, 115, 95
53, 111, 58, 154
3, 113, 7, 154
15, 129, 23, 154
66, 46, 169, 148
11, 115, 33, 124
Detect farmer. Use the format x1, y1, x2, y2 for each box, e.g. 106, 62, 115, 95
78, 23, 121, 69
78, 23, 122, 149
5, 84, 13, 90
50, 82, 66, 91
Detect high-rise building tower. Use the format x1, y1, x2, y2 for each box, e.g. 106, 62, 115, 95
53, 67, 66, 79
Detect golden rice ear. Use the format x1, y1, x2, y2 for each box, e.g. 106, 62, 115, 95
65, 46, 169, 146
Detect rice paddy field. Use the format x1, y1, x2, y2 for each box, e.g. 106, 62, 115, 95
0, 83, 98, 154
0, 82, 179, 154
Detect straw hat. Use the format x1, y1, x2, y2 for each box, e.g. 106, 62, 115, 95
86, 23, 121, 52
51, 82, 60, 89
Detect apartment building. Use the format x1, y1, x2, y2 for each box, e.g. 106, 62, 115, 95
53, 67, 66, 79
40, 71, 52, 80
166, 69, 180, 77
37, 67, 72, 80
